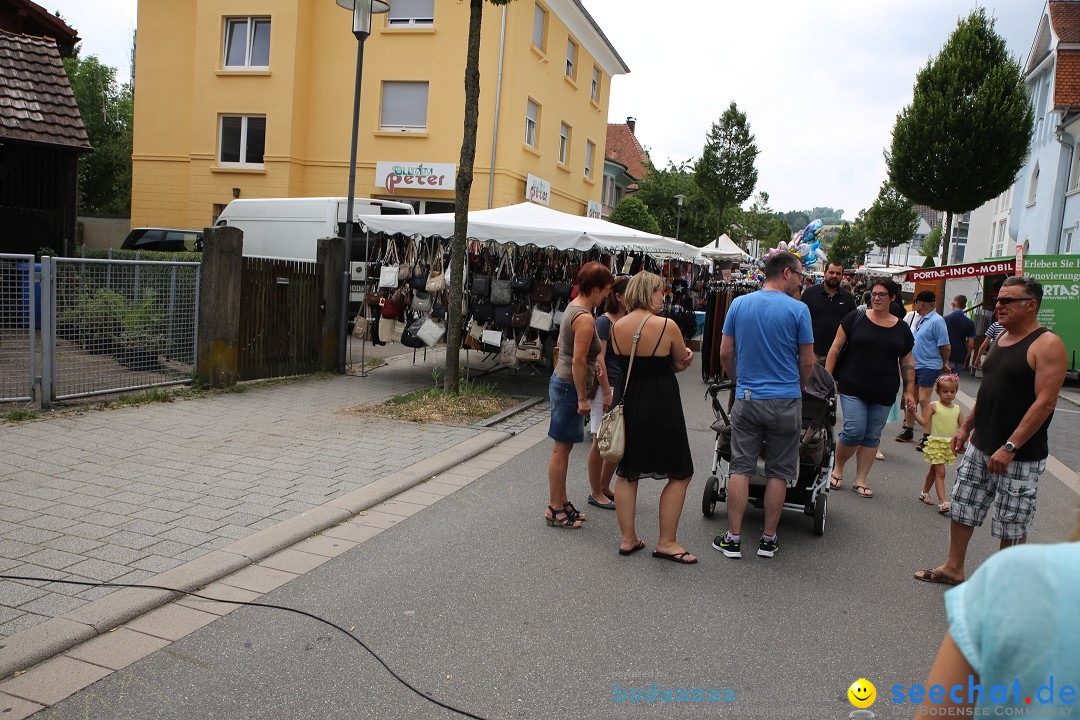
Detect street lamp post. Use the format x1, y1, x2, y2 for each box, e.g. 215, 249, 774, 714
336, 0, 391, 374
674, 194, 685, 241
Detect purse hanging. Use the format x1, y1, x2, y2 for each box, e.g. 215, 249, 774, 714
597, 314, 650, 464
379, 241, 400, 289
529, 304, 554, 331
399, 238, 415, 282
490, 248, 512, 305
417, 316, 446, 347
426, 241, 447, 293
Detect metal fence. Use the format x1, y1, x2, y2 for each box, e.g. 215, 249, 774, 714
40, 256, 201, 406
0, 253, 36, 403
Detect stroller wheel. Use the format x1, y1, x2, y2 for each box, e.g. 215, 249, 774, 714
702, 476, 719, 517
813, 493, 827, 536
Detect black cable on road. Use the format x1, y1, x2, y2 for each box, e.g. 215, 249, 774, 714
0, 573, 491, 720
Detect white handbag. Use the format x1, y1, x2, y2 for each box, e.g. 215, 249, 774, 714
553, 307, 565, 327
481, 328, 503, 349
529, 305, 554, 331
417, 317, 445, 347
379, 242, 400, 289
597, 315, 649, 463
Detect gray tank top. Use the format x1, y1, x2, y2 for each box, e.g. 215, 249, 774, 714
554, 305, 601, 395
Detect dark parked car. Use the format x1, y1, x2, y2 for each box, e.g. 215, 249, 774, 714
121, 228, 203, 252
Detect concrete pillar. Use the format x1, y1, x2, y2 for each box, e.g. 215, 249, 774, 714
197, 226, 243, 387
317, 236, 345, 372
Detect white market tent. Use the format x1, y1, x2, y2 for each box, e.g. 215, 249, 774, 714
358, 201, 700, 260
699, 233, 747, 262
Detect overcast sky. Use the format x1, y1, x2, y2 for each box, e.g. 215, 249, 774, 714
62, 0, 1041, 220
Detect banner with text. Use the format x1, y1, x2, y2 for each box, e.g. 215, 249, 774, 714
587, 200, 602, 219
526, 173, 551, 206
1023, 255, 1080, 367
376, 161, 456, 195
906, 259, 1016, 282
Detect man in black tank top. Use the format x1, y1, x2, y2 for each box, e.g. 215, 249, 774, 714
914, 276, 1067, 586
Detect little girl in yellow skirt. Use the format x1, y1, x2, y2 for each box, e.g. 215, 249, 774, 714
913, 374, 963, 515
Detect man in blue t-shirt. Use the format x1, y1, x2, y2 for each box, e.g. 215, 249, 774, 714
897, 290, 951, 449
944, 294, 977, 373
714, 252, 814, 560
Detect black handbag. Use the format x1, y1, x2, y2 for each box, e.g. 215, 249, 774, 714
472, 275, 491, 297
474, 302, 495, 324
552, 282, 572, 300
494, 305, 513, 329
511, 276, 533, 293
400, 318, 426, 348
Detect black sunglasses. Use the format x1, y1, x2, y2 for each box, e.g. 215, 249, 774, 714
995, 296, 1034, 305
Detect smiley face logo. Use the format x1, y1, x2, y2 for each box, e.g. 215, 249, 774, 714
847, 678, 876, 708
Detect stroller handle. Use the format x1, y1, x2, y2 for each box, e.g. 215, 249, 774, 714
706, 381, 735, 398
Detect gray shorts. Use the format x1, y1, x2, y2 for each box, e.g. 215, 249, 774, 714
729, 397, 802, 486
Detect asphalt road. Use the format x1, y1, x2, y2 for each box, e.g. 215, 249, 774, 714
33, 371, 1080, 720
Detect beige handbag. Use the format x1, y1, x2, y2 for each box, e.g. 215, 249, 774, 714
597, 315, 650, 464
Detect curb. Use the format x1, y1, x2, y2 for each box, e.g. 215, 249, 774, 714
475, 396, 544, 428
0, 429, 512, 678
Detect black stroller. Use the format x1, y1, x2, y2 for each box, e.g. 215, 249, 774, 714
701, 364, 837, 536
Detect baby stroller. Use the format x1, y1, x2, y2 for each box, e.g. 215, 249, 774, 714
701, 364, 837, 536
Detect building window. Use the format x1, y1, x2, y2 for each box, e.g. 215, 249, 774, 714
585, 140, 594, 179
387, 0, 434, 26
223, 17, 270, 68
380, 81, 429, 132
565, 38, 577, 79
1028, 162, 1039, 205
525, 99, 539, 148
532, 3, 546, 51
1065, 230, 1074, 254
1071, 146, 1080, 192
559, 122, 570, 165
591, 66, 600, 103
219, 115, 265, 165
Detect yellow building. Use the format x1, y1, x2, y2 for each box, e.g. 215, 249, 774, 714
131, 0, 628, 228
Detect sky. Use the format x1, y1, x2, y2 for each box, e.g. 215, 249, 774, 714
61, 0, 1041, 221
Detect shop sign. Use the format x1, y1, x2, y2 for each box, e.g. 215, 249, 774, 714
376, 161, 456, 195
907, 259, 1015, 282
1023, 255, 1080, 365
587, 200, 602, 219
526, 173, 551, 206
1015, 244, 1024, 276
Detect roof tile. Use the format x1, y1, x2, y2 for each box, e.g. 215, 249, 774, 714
1050, 1, 1080, 44
605, 123, 650, 183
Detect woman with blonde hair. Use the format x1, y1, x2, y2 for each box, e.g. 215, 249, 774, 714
609, 272, 696, 562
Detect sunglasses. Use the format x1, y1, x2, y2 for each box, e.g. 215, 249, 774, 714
995, 296, 1034, 306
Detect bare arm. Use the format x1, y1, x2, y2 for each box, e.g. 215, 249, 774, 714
823, 326, 846, 378
939, 343, 950, 371
570, 313, 595, 416
988, 333, 1068, 474
719, 333, 737, 384
913, 400, 934, 429
952, 400, 976, 455
667, 321, 693, 373
915, 632, 976, 718
974, 337, 991, 367
798, 343, 814, 389
901, 352, 916, 412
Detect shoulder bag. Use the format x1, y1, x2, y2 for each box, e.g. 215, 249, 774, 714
379, 242, 400, 289
597, 314, 651, 464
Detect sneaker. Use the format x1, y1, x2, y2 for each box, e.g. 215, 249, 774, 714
757, 536, 779, 558
712, 534, 741, 559
895, 427, 914, 443
916, 435, 928, 453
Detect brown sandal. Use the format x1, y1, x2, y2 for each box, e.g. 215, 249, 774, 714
852, 485, 873, 498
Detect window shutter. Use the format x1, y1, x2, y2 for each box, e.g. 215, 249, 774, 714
388, 0, 434, 21
381, 82, 429, 130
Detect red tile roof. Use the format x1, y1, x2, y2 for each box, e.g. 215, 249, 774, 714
605, 123, 650, 183
0, 29, 89, 149
1056, 49, 1080, 106
1049, 1, 1080, 44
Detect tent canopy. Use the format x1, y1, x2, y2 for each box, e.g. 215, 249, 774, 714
358, 201, 699, 259
700, 233, 746, 262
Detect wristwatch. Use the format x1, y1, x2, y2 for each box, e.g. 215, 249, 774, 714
1003, 441, 1018, 454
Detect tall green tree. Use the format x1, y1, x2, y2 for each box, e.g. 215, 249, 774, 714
827, 210, 873, 267
445, 0, 514, 393
863, 182, 919, 265
63, 53, 133, 215
694, 101, 759, 237
920, 224, 942, 261
635, 160, 717, 245
888, 8, 1033, 265
608, 196, 661, 235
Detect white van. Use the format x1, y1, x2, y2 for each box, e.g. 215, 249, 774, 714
214, 196, 414, 262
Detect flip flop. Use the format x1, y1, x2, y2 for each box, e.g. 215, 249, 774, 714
829, 473, 843, 490
914, 568, 962, 586
618, 540, 646, 556
587, 496, 616, 510
852, 485, 874, 498
652, 550, 698, 565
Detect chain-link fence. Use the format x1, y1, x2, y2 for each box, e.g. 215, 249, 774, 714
0, 253, 36, 403
41, 256, 201, 405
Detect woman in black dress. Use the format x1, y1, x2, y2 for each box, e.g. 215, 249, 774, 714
609, 272, 696, 563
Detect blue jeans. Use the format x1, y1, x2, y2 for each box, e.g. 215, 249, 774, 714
838, 394, 892, 449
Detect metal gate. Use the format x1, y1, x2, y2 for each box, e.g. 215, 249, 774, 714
238, 256, 322, 380
40, 256, 201, 407
0, 253, 36, 403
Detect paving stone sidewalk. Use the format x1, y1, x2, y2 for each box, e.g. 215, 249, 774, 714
0, 351, 544, 642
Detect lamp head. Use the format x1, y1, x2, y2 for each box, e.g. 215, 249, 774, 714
674, 194, 686, 207
336, 0, 391, 37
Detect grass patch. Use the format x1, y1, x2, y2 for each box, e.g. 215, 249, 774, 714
3, 409, 38, 423
361, 379, 521, 424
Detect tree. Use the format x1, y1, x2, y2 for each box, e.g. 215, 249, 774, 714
63, 53, 133, 215
694, 101, 759, 237
445, 0, 514, 393
635, 160, 718, 245
863, 182, 919, 265
828, 210, 873, 267
608, 196, 661, 235
920, 224, 942, 261
888, 8, 1033, 266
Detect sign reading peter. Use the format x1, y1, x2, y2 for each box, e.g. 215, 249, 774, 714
526, 173, 551, 206
376, 161, 456, 195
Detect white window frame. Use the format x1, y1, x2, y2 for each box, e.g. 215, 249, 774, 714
559, 122, 571, 165
218, 115, 266, 166
591, 66, 600, 103
565, 38, 577, 79
525, 99, 539, 148
532, 3, 546, 51
1066, 230, 1075, 254
584, 140, 594, 179
1028, 162, 1039, 205
387, 0, 434, 27
380, 81, 429, 132
223, 17, 271, 69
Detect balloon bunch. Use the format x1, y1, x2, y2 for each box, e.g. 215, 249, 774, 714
796, 219, 829, 268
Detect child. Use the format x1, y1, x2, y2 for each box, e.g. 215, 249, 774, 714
914, 374, 963, 514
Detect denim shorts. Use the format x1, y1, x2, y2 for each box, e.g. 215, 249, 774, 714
915, 367, 941, 388
548, 375, 584, 444
837, 394, 892, 449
